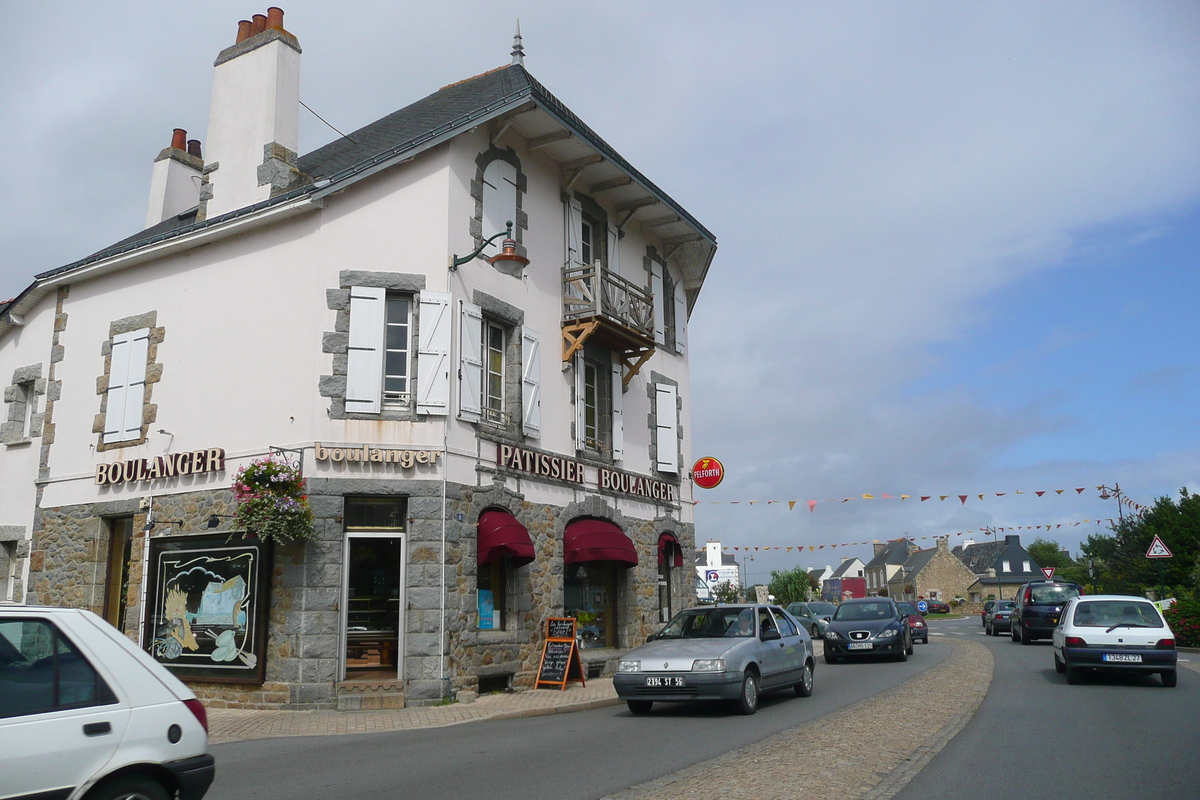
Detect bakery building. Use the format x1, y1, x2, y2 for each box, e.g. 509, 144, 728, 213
0, 10, 715, 709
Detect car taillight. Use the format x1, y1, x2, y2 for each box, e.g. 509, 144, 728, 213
1065, 636, 1087, 648
1023, 588, 1033, 604
1156, 638, 1176, 650
184, 698, 209, 733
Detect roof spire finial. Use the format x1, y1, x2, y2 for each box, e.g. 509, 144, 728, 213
511, 20, 525, 66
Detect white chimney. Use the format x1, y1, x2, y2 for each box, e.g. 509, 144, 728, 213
145, 129, 203, 228
705, 541, 721, 568
202, 8, 300, 219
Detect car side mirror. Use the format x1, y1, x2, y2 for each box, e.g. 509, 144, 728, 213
646, 633, 656, 643
761, 629, 781, 642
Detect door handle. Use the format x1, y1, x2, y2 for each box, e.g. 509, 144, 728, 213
779, 643, 786, 648
83, 722, 112, 736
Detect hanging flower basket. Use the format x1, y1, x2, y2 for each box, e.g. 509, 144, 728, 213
231, 457, 317, 545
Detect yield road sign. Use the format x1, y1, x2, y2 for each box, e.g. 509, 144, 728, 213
1146, 536, 1173, 558
1041, 567, 1055, 579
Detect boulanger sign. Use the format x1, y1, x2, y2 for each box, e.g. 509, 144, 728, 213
95, 448, 225, 486
314, 442, 441, 468
497, 444, 676, 501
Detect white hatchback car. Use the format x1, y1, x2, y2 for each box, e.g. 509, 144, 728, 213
0, 605, 215, 800
1051, 594, 1178, 687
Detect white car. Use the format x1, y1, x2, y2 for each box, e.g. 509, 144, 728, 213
1051, 594, 1178, 687
0, 605, 215, 800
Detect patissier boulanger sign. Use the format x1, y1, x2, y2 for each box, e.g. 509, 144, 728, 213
95, 448, 226, 486
497, 444, 676, 502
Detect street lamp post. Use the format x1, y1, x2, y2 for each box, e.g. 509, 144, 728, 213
1098, 483, 1124, 523
740, 553, 754, 599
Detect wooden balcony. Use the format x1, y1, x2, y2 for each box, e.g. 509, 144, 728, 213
562, 264, 655, 386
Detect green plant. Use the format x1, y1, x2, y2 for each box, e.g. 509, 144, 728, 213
232, 457, 316, 544
1164, 598, 1200, 648
767, 566, 811, 605
712, 580, 740, 604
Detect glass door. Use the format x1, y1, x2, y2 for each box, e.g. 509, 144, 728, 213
342, 534, 404, 681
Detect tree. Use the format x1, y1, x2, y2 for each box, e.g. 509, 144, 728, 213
767, 566, 811, 605
1082, 488, 1200, 598
712, 580, 740, 604
1027, 538, 1071, 570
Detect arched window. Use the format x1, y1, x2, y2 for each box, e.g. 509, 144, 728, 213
481, 159, 518, 254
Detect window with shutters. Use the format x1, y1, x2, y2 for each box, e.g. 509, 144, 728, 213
383, 295, 412, 406
573, 344, 621, 460
482, 320, 505, 426
94, 314, 163, 451
651, 379, 679, 474
456, 292, 537, 438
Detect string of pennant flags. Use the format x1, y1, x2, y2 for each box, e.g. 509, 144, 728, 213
691, 486, 1151, 515
721, 518, 1122, 554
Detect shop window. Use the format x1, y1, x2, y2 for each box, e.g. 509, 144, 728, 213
102, 517, 134, 633
345, 497, 407, 530
477, 557, 508, 631
565, 562, 618, 649
657, 562, 673, 623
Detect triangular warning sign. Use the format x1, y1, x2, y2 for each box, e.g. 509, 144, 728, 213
1041, 567, 1055, 579
1146, 536, 1173, 559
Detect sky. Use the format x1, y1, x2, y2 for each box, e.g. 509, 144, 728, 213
1, 2, 1198, 586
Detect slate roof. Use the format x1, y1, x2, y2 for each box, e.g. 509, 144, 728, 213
831, 558, 863, 578
899, 547, 938, 579
5, 63, 714, 320
865, 540, 912, 569
953, 535, 1041, 582
954, 541, 1007, 574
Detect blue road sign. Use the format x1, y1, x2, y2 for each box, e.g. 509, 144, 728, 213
917, 600, 928, 614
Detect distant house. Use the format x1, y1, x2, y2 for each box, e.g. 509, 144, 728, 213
887, 537, 981, 607
864, 539, 913, 597
808, 565, 834, 585
953, 534, 1041, 601
695, 540, 740, 593
822, 556, 866, 602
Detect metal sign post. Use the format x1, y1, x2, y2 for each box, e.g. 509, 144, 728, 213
1145, 536, 1173, 602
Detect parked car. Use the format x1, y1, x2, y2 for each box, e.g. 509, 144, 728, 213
896, 602, 929, 644
1051, 595, 1178, 687
0, 605, 215, 800
1011, 580, 1083, 643
615, 604, 815, 716
985, 600, 1015, 636
924, 600, 951, 614
824, 598, 913, 663
980, 599, 996, 627
786, 602, 831, 639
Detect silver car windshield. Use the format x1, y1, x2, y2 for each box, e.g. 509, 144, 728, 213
658, 608, 756, 639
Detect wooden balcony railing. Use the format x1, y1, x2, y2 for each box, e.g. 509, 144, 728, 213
562, 264, 653, 343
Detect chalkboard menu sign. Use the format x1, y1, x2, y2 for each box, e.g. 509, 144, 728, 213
536, 617, 586, 690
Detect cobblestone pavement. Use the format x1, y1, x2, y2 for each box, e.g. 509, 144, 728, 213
601, 638, 993, 800
208, 678, 621, 744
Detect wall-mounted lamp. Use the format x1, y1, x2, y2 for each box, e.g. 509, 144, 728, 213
449, 221, 530, 273
207, 513, 237, 529
144, 518, 183, 533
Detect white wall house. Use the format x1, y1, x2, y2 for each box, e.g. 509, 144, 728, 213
0, 11, 716, 709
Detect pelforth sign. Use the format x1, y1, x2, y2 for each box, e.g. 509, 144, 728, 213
691, 457, 725, 489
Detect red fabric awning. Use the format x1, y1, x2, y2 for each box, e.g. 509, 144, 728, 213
658, 533, 684, 568
478, 509, 535, 568
563, 519, 638, 567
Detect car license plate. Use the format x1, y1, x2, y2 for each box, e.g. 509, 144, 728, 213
1102, 653, 1142, 663
644, 676, 685, 687
848, 642, 873, 650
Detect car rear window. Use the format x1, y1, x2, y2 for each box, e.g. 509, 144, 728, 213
808, 603, 836, 616
1071, 600, 1164, 629
995, 601, 1014, 611
1028, 584, 1080, 604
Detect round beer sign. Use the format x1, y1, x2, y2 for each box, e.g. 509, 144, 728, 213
691, 457, 725, 489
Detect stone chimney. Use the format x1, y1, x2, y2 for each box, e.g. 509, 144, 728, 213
936, 536, 949, 552
201, 7, 301, 219
873, 541, 886, 557
145, 128, 203, 228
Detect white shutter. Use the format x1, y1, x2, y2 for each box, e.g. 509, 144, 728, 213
671, 266, 687, 356
566, 197, 584, 268
574, 353, 586, 452
652, 261, 666, 346
606, 224, 621, 277
346, 286, 386, 414
611, 359, 624, 461
120, 329, 151, 441
655, 383, 678, 473
521, 327, 541, 437
458, 301, 483, 422
417, 291, 452, 415
103, 330, 139, 443
482, 160, 518, 254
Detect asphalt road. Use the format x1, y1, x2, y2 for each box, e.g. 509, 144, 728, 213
896, 617, 1200, 800
208, 641, 949, 800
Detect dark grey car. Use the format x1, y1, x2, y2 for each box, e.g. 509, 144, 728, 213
823, 597, 913, 663
614, 604, 815, 715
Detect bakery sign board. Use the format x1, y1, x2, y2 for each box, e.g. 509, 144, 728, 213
96, 448, 226, 486
496, 444, 676, 502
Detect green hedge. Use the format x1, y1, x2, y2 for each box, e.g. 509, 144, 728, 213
1164, 598, 1200, 648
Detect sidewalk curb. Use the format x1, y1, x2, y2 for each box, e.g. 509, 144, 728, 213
489, 697, 623, 722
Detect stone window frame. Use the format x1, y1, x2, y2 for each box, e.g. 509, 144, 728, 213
471, 290, 525, 441
93, 313, 164, 453
0, 525, 25, 603
471, 145, 528, 271
322, 270, 426, 421
645, 370, 682, 484
2, 364, 45, 446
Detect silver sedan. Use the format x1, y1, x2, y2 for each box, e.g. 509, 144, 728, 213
614, 604, 815, 715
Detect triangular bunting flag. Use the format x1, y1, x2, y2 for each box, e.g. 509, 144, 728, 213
978, 494, 984, 501
882, 493, 893, 499
789, 501, 798, 510
959, 495, 969, 504
808, 546, 815, 552
939, 495, 948, 501
1055, 489, 1064, 495
995, 492, 1006, 497
1035, 491, 1045, 497
901, 495, 911, 500
1015, 490, 1024, 494
863, 494, 874, 499
1075, 488, 1085, 494
806, 500, 815, 513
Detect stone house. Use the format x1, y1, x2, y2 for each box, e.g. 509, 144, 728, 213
0, 10, 715, 709
886, 537, 982, 609
864, 539, 912, 597
953, 535, 1042, 602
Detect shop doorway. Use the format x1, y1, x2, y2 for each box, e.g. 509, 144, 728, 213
341, 534, 404, 681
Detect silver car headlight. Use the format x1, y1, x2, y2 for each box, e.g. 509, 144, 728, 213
824, 630, 841, 640
691, 659, 726, 672
617, 660, 641, 673
877, 628, 898, 639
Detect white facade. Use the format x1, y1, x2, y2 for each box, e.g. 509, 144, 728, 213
0, 14, 715, 707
